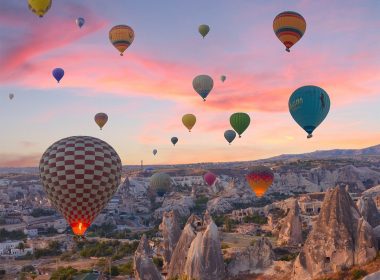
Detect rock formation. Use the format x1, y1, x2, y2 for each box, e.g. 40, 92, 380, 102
292, 185, 377, 280
158, 210, 181, 271
227, 237, 274, 277
168, 212, 225, 280
167, 214, 202, 278
277, 199, 303, 246
134, 234, 162, 280
357, 196, 380, 227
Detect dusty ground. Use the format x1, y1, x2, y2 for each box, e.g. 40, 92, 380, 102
221, 232, 276, 248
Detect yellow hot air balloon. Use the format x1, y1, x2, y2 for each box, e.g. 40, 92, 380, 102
94, 113, 108, 130
28, 0, 52, 18
273, 11, 306, 52
109, 25, 135, 56
182, 114, 196, 132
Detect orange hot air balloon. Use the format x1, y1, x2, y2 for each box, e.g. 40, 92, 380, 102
39, 136, 122, 236
246, 166, 274, 197
94, 113, 108, 130
109, 25, 135, 56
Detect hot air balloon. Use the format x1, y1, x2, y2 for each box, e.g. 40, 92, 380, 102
76, 17, 85, 28
153, 149, 157, 156
109, 25, 135, 56
289, 85, 330, 139
193, 75, 214, 101
246, 166, 274, 197
182, 114, 196, 132
198, 24, 210, 38
220, 75, 226, 82
94, 113, 108, 130
224, 130, 236, 145
171, 137, 178, 146
52, 68, 64, 83
230, 113, 250, 138
150, 172, 172, 196
39, 136, 122, 236
204, 172, 217, 186
9, 93, 14, 100
28, 0, 52, 18
273, 11, 306, 52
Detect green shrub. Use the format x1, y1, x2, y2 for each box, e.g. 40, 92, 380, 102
221, 243, 230, 249
50, 266, 78, 280
118, 260, 134, 276
153, 256, 164, 269
351, 269, 367, 280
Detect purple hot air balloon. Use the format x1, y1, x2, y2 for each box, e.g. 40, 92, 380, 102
204, 172, 217, 186
52, 68, 65, 83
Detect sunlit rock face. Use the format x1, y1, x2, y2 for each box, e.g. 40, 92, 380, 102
227, 237, 274, 277
292, 185, 377, 280
277, 199, 303, 246
134, 234, 162, 280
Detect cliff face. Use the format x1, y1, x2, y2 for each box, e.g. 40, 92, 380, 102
134, 234, 162, 280
227, 237, 274, 277
292, 185, 377, 280
277, 199, 303, 246
357, 196, 380, 228
168, 212, 225, 280
158, 210, 181, 271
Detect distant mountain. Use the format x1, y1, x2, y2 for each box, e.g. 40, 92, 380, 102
265, 144, 380, 161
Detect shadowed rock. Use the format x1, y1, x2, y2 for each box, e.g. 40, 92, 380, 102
134, 234, 162, 280
277, 199, 303, 246
357, 196, 380, 228
292, 185, 377, 280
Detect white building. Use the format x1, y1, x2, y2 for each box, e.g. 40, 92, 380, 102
0, 241, 21, 255
24, 228, 38, 237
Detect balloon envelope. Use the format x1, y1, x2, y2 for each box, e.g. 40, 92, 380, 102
94, 113, 108, 130
224, 130, 236, 144
28, 0, 51, 18
220, 75, 226, 82
150, 172, 171, 196
204, 172, 217, 186
182, 114, 196, 132
273, 11, 306, 52
246, 166, 274, 197
76, 17, 85, 28
109, 25, 135, 56
153, 149, 157, 156
39, 136, 122, 235
9, 93, 14, 100
52, 68, 64, 83
198, 24, 210, 38
288, 85, 330, 138
171, 137, 178, 146
230, 113, 250, 137
193, 75, 214, 101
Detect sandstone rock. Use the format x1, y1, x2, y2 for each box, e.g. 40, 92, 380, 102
292, 185, 377, 280
134, 234, 162, 280
227, 237, 274, 277
357, 196, 380, 227
167, 214, 202, 278
277, 199, 303, 246
153, 193, 194, 220
158, 210, 181, 271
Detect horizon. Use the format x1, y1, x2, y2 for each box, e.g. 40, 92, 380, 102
1, 1, 380, 167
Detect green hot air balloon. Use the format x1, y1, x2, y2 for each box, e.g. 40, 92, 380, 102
198, 24, 210, 38
289, 85, 330, 139
150, 172, 172, 197
230, 113, 250, 138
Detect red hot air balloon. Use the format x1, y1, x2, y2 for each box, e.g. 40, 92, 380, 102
246, 166, 274, 197
39, 136, 122, 236
204, 172, 217, 186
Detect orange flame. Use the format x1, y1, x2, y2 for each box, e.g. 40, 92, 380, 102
70, 221, 89, 236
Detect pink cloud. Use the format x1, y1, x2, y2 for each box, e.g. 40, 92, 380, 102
0, 154, 40, 168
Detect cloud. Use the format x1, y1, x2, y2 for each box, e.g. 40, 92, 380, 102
0, 154, 40, 168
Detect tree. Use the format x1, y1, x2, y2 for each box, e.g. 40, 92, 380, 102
17, 242, 25, 251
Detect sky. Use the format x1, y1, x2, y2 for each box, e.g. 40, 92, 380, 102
0, 0, 380, 167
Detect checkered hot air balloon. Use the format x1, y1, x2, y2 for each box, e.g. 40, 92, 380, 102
39, 136, 122, 236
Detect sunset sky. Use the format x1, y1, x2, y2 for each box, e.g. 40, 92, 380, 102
1, 0, 380, 167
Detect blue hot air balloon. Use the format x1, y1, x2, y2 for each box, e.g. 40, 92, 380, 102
171, 137, 178, 146
224, 130, 236, 145
288, 85, 330, 139
52, 68, 64, 83
76, 17, 85, 28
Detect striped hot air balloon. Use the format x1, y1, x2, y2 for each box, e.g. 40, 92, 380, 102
230, 113, 250, 138
39, 136, 122, 236
246, 166, 274, 197
94, 113, 108, 130
150, 172, 172, 197
109, 25, 135, 56
273, 11, 306, 52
